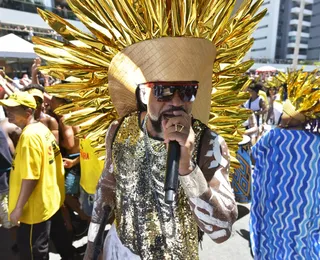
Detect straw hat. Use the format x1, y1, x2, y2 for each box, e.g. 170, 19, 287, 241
282, 99, 306, 123
109, 37, 216, 124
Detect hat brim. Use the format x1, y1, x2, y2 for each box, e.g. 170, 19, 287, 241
0, 99, 21, 107
282, 99, 306, 122
28, 89, 44, 101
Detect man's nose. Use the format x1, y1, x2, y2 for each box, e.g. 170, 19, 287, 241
170, 91, 183, 106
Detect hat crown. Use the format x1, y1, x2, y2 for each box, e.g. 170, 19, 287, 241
9, 92, 36, 109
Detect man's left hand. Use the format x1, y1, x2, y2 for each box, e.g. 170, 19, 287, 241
162, 110, 195, 175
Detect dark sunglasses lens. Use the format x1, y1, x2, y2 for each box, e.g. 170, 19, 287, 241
153, 85, 198, 102
179, 86, 197, 102
153, 85, 174, 101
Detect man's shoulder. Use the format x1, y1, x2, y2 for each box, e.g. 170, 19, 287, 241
111, 112, 139, 132
21, 122, 51, 140
192, 119, 221, 138
107, 112, 140, 144
192, 119, 227, 150
41, 114, 58, 126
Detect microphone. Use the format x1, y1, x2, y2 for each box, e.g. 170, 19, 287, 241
164, 141, 180, 204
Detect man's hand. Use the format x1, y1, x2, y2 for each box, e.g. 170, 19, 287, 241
31, 57, 41, 75
63, 158, 74, 168
31, 57, 42, 84
162, 110, 195, 175
10, 207, 23, 226
63, 158, 75, 168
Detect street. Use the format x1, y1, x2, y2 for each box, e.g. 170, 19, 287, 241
0, 204, 252, 260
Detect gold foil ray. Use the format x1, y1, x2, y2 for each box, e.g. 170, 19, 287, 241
34, 0, 266, 173
275, 69, 320, 119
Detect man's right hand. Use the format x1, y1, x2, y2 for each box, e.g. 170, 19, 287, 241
10, 207, 23, 226
31, 57, 42, 80
63, 158, 75, 168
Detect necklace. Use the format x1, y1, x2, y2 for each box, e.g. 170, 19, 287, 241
142, 114, 176, 240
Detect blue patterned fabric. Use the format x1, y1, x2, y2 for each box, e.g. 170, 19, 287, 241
231, 144, 252, 203
250, 128, 320, 260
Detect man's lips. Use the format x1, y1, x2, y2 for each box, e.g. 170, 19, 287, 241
163, 113, 175, 119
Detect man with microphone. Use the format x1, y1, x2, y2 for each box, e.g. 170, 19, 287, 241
84, 37, 238, 259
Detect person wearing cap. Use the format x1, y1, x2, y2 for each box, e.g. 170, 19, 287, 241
250, 72, 320, 259
22, 84, 78, 259
0, 92, 66, 259
22, 83, 59, 144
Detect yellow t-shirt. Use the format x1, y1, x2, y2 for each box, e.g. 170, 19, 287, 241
79, 138, 104, 194
9, 122, 65, 224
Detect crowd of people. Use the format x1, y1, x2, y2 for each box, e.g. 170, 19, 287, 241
0, 59, 104, 259
0, 0, 319, 259
1, 56, 319, 260
0, 56, 319, 260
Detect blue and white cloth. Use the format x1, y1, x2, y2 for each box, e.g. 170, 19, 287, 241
250, 128, 320, 260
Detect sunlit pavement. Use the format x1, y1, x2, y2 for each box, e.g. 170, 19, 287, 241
199, 204, 252, 260
0, 204, 251, 260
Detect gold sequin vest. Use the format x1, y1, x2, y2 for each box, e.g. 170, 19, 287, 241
112, 113, 207, 259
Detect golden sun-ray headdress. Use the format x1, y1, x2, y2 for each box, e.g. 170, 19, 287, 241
276, 69, 320, 122
33, 0, 266, 170
265, 76, 282, 89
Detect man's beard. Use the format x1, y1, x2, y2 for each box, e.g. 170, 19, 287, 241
149, 116, 163, 133
148, 106, 187, 134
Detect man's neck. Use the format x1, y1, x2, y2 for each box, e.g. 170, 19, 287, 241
21, 117, 37, 130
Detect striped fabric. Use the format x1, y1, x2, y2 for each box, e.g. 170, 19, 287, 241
250, 128, 320, 260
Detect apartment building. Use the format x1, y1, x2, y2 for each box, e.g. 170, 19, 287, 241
307, 0, 320, 60
0, 0, 88, 41
0, 0, 90, 75
249, 0, 318, 62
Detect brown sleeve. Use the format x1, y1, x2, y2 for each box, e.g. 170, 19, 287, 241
179, 129, 238, 243
84, 120, 119, 260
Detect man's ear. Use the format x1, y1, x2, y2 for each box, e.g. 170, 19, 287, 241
139, 87, 148, 105
25, 107, 35, 116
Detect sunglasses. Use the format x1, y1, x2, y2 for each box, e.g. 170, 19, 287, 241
139, 81, 199, 102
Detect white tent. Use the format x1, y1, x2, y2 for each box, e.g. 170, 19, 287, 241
256, 65, 277, 73
0, 33, 36, 59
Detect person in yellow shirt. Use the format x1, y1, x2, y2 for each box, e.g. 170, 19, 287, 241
64, 137, 104, 217
0, 92, 71, 260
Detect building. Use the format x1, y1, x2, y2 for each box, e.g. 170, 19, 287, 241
0, 1, 88, 40
0, 0, 89, 76
247, 0, 281, 62
307, 0, 320, 60
248, 0, 319, 62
